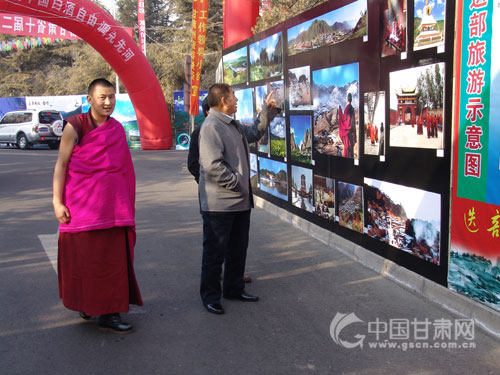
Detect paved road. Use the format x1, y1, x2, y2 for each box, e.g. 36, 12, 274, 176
1, 148, 499, 375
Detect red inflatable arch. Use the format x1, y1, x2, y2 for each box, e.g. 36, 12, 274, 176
0, 0, 172, 150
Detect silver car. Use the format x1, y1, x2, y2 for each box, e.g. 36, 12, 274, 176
0, 109, 64, 149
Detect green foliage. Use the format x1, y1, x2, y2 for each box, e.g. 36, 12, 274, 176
271, 138, 286, 158
291, 150, 311, 164
253, 0, 327, 34
0, 0, 223, 123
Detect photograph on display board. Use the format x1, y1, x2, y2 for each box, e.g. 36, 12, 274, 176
270, 117, 286, 158
287, 0, 367, 56
291, 165, 314, 212
381, 0, 407, 57
288, 66, 312, 110
254, 81, 285, 114
312, 62, 359, 158
223, 46, 248, 85
258, 127, 270, 154
258, 157, 288, 201
413, 0, 445, 51
389, 63, 444, 149
363, 91, 386, 156
313, 175, 335, 220
338, 181, 364, 233
290, 115, 313, 164
364, 178, 441, 264
250, 153, 258, 189
249, 32, 283, 82
234, 88, 254, 126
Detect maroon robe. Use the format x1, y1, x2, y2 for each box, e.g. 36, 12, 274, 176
338, 104, 356, 158
58, 111, 143, 316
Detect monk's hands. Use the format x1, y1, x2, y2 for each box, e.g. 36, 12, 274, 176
265, 89, 278, 110
54, 203, 71, 224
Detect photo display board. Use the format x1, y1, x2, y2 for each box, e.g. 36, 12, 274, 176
222, 0, 455, 287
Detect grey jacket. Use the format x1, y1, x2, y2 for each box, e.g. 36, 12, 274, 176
198, 104, 278, 212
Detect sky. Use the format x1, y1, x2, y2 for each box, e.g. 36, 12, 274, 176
224, 46, 247, 64
234, 88, 254, 120
259, 157, 287, 174
270, 117, 286, 138
287, 0, 367, 41
415, 0, 446, 20
250, 32, 281, 63
290, 115, 311, 146
312, 62, 359, 87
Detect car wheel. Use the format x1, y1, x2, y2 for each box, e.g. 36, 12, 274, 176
48, 141, 60, 150
17, 133, 30, 150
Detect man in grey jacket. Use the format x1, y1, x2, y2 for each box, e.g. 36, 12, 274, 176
198, 83, 278, 314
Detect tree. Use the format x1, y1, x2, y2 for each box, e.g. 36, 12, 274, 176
253, 0, 327, 34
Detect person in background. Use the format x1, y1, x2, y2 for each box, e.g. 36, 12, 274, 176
188, 96, 257, 284
53, 78, 142, 334
197, 83, 278, 315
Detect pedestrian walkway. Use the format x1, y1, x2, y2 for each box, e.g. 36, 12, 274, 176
1, 149, 499, 375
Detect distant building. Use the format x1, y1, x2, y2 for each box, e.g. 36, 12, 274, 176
396, 86, 419, 124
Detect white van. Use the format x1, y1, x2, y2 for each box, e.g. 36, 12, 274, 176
0, 109, 64, 149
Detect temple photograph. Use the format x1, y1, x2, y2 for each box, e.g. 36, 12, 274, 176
291, 165, 314, 212
258, 157, 288, 201
413, 0, 445, 51
389, 63, 445, 149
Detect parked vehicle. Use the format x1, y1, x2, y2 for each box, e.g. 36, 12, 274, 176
0, 109, 64, 149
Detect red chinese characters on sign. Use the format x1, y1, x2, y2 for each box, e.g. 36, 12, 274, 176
464, 124, 483, 150
465, 152, 481, 178
190, 0, 209, 116
466, 68, 485, 94
0, 12, 79, 39
468, 11, 487, 38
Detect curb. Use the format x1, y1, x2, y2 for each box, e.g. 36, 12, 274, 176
255, 196, 500, 339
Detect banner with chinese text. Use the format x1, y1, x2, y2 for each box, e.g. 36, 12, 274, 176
189, 0, 209, 116
0, 12, 80, 39
138, 0, 146, 55
449, 0, 500, 312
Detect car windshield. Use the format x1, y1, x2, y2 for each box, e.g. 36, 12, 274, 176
39, 111, 61, 124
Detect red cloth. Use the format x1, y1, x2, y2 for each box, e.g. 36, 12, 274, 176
60, 112, 135, 233
58, 227, 143, 315
338, 104, 356, 158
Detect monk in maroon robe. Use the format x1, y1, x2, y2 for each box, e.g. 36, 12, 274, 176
337, 93, 356, 158
53, 79, 142, 334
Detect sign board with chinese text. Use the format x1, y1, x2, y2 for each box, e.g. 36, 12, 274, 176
449, 0, 500, 312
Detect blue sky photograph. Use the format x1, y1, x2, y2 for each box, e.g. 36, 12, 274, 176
259, 157, 286, 174
312, 62, 359, 88
287, 0, 367, 41
290, 115, 311, 145
255, 85, 266, 113
415, 0, 445, 20
234, 88, 254, 122
224, 46, 247, 64
249, 32, 281, 63
270, 117, 286, 138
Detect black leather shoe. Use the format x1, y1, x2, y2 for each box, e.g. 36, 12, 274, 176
98, 313, 133, 334
205, 303, 225, 315
79, 312, 92, 320
224, 292, 259, 302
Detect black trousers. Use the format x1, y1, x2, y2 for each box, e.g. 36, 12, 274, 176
200, 210, 251, 305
